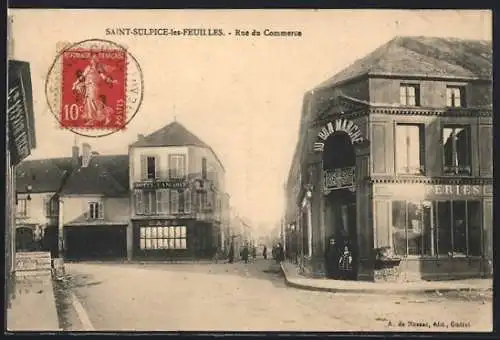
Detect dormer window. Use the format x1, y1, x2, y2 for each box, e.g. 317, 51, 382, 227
446, 86, 465, 108
400, 84, 420, 106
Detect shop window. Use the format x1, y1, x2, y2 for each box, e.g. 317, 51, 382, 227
434, 200, 482, 257
139, 225, 187, 250
395, 124, 425, 175
392, 201, 436, 257
436, 201, 453, 255
443, 126, 471, 176
16, 199, 28, 217
446, 86, 465, 108
169, 154, 186, 179
467, 201, 482, 256
391, 201, 407, 256
89, 202, 103, 219
400, 84, 420, 106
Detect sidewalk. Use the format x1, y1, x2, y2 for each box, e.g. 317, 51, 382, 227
280, 261, 493, 294
6, 271, 61, 332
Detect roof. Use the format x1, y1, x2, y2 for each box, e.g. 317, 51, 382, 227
131, 121, 211, 148
130, 121, 226, 172
16, 157, 73, 193
314, 36, 492, 90
61, 155, 129, 196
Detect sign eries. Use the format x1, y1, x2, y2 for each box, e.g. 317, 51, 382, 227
313, 119, 364, 152
324, 166, 356, 193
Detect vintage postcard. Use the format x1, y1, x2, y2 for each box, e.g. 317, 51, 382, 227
5, 9, 493, 333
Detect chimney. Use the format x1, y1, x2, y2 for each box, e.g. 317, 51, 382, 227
71, 145, 79, 168
82, 143, 91, 168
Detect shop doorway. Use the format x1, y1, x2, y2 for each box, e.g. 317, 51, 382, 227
322, 132, 358, 279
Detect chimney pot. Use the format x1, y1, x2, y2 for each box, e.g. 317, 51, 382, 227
72, 145, 80, 168
82, 143, 92, 168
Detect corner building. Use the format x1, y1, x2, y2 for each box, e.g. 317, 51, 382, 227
128, 122, 229, 260
286, 36, 493, 281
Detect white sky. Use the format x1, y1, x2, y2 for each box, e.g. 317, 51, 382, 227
9, 9, 491, 229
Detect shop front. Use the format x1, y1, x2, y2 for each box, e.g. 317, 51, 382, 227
301, 118, 369, 279
369, 182, 493, 281
6, 60, 36, 306
132, 218, 219, 260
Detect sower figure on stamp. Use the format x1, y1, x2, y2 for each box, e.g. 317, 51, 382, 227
72, 53, 117, 126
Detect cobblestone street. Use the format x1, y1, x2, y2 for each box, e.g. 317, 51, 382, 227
56, 259, 492, 332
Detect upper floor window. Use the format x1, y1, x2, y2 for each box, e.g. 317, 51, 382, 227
89, 202, 103, 219
169, 154, 186, 179
135, 189, 191, 215
395, 124, 425, 175
400, 84, 420, 106
44, 197, 59, 217
16, 199, 28, 217
443, 126, 472, 176
446, 86, 465, 108
202, 157, 207, 179
140, 155, 157, 180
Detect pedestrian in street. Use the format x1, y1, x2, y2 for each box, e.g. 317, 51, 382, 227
263, 245, 268, 260
275, 243, 285, 264
325, 237, 340, 279
228, 243, 235, 264
251, 246, 257, 262
241, 245, 249, 263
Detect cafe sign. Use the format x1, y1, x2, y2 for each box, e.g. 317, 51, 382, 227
313, 119, 364, 152
323, 166, 356, 193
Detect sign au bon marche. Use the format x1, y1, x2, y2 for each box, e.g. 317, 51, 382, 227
313, 119, 364, 152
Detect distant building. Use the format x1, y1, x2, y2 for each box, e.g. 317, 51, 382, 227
16, 121, 230, 261
285, 36, 492, 281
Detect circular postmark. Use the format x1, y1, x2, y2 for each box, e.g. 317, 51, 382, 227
45, 38, 144, 138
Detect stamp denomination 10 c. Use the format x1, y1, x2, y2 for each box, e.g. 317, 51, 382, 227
45, 39, 144, 138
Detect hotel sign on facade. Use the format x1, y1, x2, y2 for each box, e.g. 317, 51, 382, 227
8, 60, 36, 166
133, 179, 188, 190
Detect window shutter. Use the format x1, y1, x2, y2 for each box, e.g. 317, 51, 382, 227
98, 201, 104, 219
135, 190, 144, 214
180, 155, 186, 178
155, 155, 160, 179
164, 189, 170, 214
184, 189, 191, 214
140, 155, 147, 180
156, 190, 162, 213
171, 190, 179, 213
168, 155, 173, 178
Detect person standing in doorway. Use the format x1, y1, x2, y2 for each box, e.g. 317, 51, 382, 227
325, 237, 340, 279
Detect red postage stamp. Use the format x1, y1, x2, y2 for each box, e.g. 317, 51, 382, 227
60, 48, 127, 129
